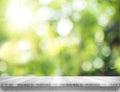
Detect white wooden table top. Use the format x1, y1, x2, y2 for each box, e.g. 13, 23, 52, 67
0, 76, 120, 87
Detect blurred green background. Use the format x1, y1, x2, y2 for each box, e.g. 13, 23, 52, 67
0, 0, 120, 76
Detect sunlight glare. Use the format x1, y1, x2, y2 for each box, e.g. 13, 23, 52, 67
93, 58, 104, 69
81, 61, 92, 71
6, 6, 33, 28
72, 0, 86, 11
57, 19, 73, 36
98, 14, 109, 27
37, 7, 53, 21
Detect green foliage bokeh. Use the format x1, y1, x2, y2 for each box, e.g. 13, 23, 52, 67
0, 0, 120, 76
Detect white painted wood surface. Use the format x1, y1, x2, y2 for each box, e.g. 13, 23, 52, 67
0, 77, 119, 92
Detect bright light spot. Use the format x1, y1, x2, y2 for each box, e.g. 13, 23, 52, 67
102, 46, 111, 57
93, 58, 104, 69
72, 0, 86, 11
95, 30, 104, 42
39, 0, 52, 5
0, 61, 7, 72
98, 14, 109, 27
105, 7, 115, 16
87, 0, 98, 13
57, 19, 73, 36
37, 7, 53, 21
18, 41, 31, 51
6, 6, 33, 28
81, 61, 92, 71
